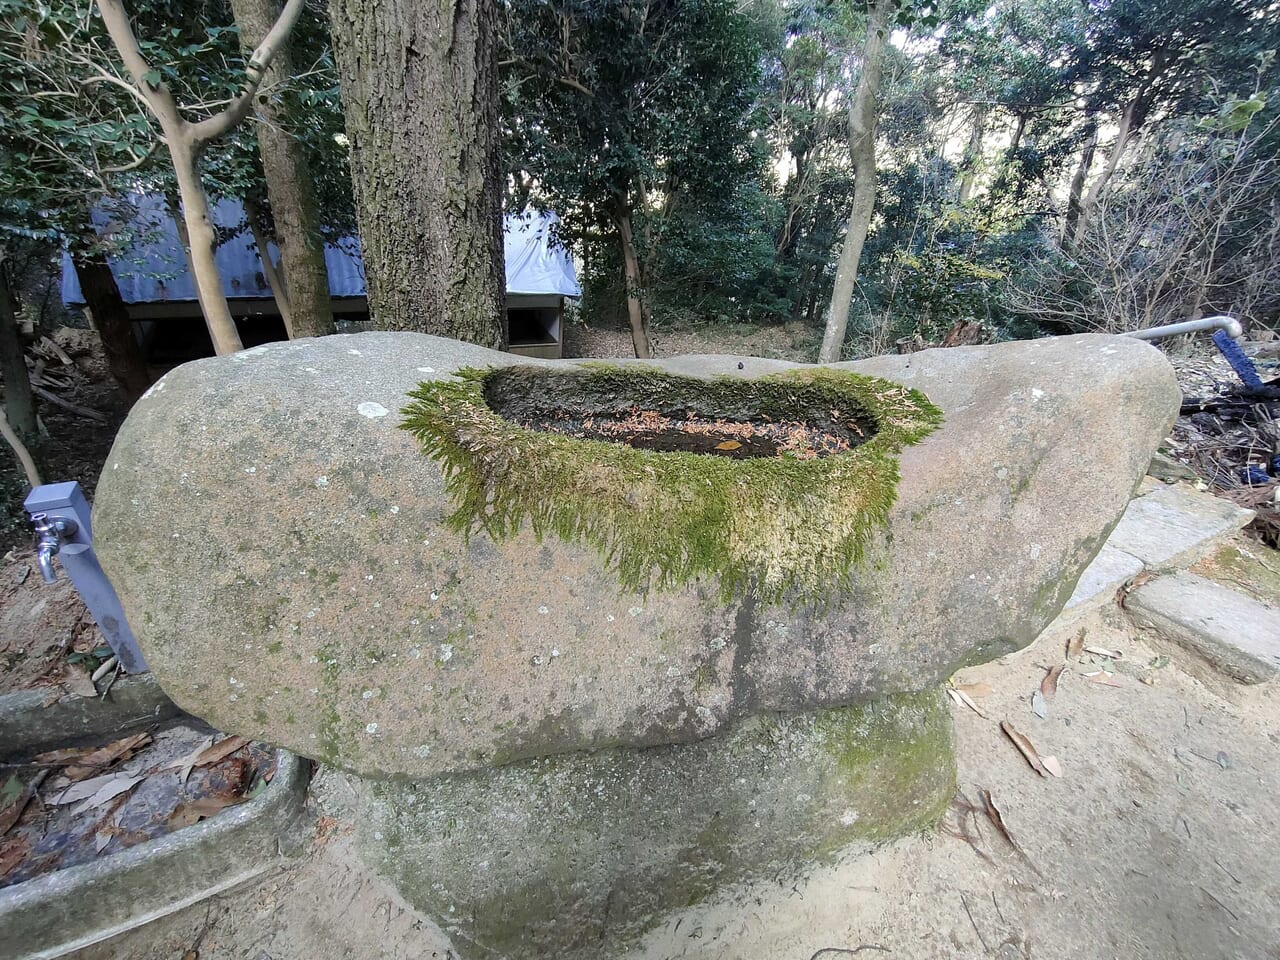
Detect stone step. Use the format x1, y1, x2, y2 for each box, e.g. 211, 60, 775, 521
1048, 484, 1255, 631
1126, 572, 1280, 683
1105, 484, 1255, 571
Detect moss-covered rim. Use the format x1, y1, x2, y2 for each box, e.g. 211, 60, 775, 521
401, 363, 943, 605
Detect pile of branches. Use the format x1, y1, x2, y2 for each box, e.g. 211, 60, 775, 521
1169, 352, 1280, 547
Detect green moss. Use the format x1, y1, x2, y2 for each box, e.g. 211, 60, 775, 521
402, 364, 942, 604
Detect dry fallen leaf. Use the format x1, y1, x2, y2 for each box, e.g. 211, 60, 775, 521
169, 794, 245, 829
167, 735, 217, 785
713, 440, 742, 451
1001, 721, 1051, 777
1041, 664, 1064, 699
0, 837, 28, 881
70, 774, 146, 816
0, 772, 46, 837
1084, 645, 1123, 659
61, 664, 97, 699
979, 788, 1043, 876
1066, 630, 1085, 660
1041, 755, 1065, 778
56, 733, 151, 782
1085, 670, 1125, 688
1031, 689, 1048, 719
192, 735, 250, 769
954, 682, 994, 699
947, 686, 991, 719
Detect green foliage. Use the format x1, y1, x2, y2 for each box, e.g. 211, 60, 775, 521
402, 363, 942, 605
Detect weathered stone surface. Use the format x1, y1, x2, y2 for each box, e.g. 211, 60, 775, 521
1127, 572, 1280, 683
352, 689, 954, 960
1106, 483, 1254, 570
94, 332, 1178, 777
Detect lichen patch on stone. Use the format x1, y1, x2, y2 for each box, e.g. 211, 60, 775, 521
402, 363, 942, 605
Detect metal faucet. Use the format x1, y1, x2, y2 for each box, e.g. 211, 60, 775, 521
31, 512, 78, 584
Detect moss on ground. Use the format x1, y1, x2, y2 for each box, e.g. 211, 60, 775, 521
402, 364, 942, 604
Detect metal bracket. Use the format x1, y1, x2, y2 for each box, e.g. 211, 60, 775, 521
23, 481, 148, 675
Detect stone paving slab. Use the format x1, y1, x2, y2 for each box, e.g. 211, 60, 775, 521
1126, 572, 1280, 683
1054, 544, 1146, 627
1106, 484, 1255, 570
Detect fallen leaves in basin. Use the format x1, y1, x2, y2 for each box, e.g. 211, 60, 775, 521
1000, 721, 1063, 778
35, 732, 152, 783
1085, 670, 1125, 687
167, 735, 250, 785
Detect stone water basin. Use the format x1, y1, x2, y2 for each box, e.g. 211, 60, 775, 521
92, 332, 1178, 780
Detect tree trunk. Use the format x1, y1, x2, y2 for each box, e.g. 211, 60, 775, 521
329, 0, 506, 347
70, 251, 151, 404
1076, 99, 1137, 245
957, 105, 988, 203
817, 0, 893, 364
1062, 125, 1098, 251
615, 212, 653, 359
0, 258, 37, 442
245, 200, 296, 338
170, 137, 245, 354
230, 0, 335, 339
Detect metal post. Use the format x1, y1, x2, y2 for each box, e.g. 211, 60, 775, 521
23, 481, 148, 675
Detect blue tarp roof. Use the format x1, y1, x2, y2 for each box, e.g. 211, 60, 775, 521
61, 194, 580, 307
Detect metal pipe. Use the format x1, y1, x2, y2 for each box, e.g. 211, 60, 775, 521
1126, 315, 1242, 341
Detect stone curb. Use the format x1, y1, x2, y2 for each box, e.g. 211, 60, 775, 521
0, 749, 311, 960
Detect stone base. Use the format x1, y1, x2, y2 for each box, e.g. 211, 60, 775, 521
352, 688, 954, 959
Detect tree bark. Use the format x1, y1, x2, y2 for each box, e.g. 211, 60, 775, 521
230, 0, 335, 339
329, 0, 506, 348
957, 105, 988, 203
0, 257, 37, 442
1075, 99, 1137, 245
818, 0, 893, 364
1062, 124, 1098, 251
70, 250, 151, 404
615, 211, 653, 359
97, 0, 306, 356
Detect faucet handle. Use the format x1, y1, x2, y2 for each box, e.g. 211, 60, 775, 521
31, 513, 77, 585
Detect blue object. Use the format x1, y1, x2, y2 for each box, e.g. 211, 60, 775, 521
1239, 466, 1271, 486
1211, 329, 1264, 389
59, 194, 580, 307
23, 482, 148, 675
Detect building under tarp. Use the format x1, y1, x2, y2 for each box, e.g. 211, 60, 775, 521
61, 194, 579, 360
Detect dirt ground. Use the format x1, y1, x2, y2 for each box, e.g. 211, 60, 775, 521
68, 593, 1279, 960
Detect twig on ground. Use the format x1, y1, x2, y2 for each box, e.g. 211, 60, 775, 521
809, 947, 891, 959
960, 893, 990, 954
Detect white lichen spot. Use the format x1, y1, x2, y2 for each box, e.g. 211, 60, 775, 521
430, 591, 439, 601
417, 366, 435, 373
550, 648, 560, 658
414, 744, 432, 758
314, 476, 329, 489
306, 608, 319, 619
228, 676, 238, 686
244, 466, 257, 474
606, 614, 616, 623
362, 689, 378, 700
839, 809, 859, 826
628, 606, 643, 617
1028, 542, 1043, 560
709, 635, 728, 651
357, 401, 389, 418
538, 605, 549, 615
1031, 388, 1045, 400
439, 643, 454, 662
309, 688, 318, 695
390, 505, 400, 515
410, 647, 422, 659
348, 349, 363, 356
365, 722, 378, 734
695, 706, 713, 720
229, 694, 238, 702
